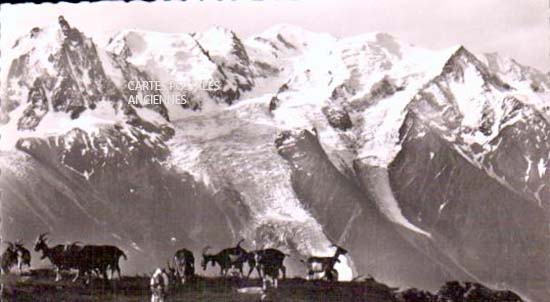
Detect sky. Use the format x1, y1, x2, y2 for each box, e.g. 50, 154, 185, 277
1, 0, 549, 71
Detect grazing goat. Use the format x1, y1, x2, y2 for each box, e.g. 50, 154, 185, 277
33, 233, 83, 281
302, 244, 348, 281
75, 244, 127, 282
173, 248, 194, 284
247, 248, 287, 280
253, 249, 288, 290
260, 262, 281, 290
101, 245, 127, 279
1, 242, 18, 274
14, 242, 31, 273
201, 239, 248, 276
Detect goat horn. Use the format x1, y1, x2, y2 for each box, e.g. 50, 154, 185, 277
331, 243, 344, 250
236, 238, 245, 247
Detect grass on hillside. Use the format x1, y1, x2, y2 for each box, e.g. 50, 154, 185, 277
1, 270, 398, 302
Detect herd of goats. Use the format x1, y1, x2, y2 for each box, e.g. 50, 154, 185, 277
1, 234, 349, 300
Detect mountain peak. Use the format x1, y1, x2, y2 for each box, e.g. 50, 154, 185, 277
195, 25, 243, 55
439, 44, 511, 90
483, 51, 550, 93
1, 17, 140, 132
203, 25, 236, 36
262, 23, 317, 36
58, 15, 70, 31
250, 23, 336, 53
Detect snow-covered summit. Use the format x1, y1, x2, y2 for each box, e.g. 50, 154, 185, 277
0, 16, 172, 163
483, 52, 550, 92
247, 23, 337, 56
4, 18, 548, 173
1, 16, 127, 130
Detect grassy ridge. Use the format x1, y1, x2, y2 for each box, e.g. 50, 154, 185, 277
2, 271, 398, 302
1, 270, 525, 302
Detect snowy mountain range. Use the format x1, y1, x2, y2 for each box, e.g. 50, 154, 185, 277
1, 16, 549, 301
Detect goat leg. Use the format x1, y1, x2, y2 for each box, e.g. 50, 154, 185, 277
262, 278, 268, 291
102, 268, 108, 282
55, 267, 62, 282
72, 269, 80, 282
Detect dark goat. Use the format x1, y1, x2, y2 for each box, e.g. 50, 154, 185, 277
201, 239, 248, 276
246, 248, 287, 279
260, 261, 282, 290
101, 245, 127, 279
253, 248, 288, 289
76, 245, 127, 282
1, 242, 18, 274
33, 233, 83, 281
173, 248, 194, 284
14, 242, 31, 273
301, 244, 348, 281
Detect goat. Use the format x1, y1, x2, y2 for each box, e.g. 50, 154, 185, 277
100, 245, 127, 279
83, 245, 126, 281
247, 248, 287, 280
260, 262, 281, 290
33, 233, 83, 281
201, 239, 248, 276
1, 242, 18, 274
301, 244, 348, 281
75, 244, 127, 282
13, 242, 31, 273
253, 249, 288, 290
173, 248, 194, 284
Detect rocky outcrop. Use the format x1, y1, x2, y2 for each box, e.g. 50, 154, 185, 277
322, 106, 353, 130
395, 281, 524, 302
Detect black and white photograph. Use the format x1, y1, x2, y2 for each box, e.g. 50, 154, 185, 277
0, 1, 549, 301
